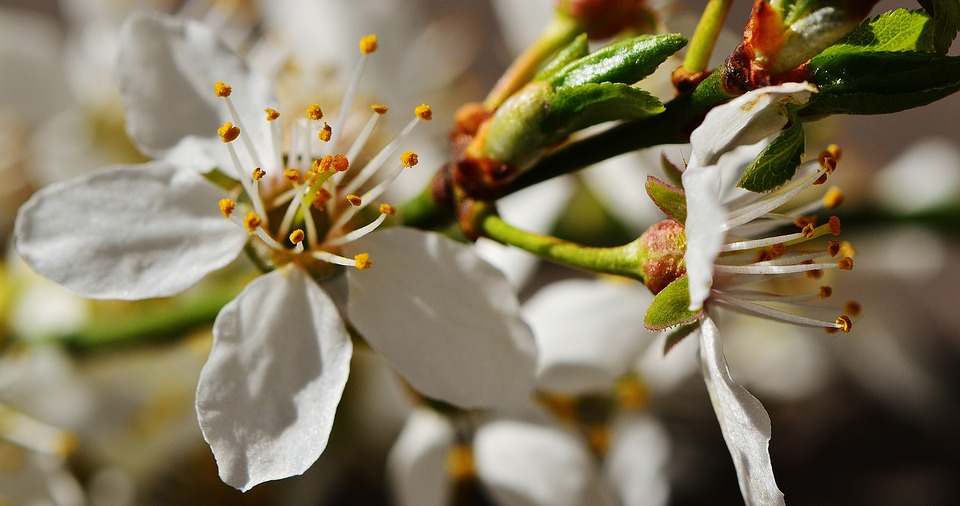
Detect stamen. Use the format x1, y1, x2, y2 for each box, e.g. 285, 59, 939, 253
715, 261, 842, 275
264, 108, 280, 121
359, 34, 378, 55
218, 122, 240, 142
318, 122, 332, 142
839, 241, 857, 258
371, 104, 388, 114
354, 253, 373, 270
844, 301, 862, 317
834, 314, 853, 332
311, 249, 370, 268
827, 240, 841, 256
838, 257, 854, 270
325, 212, 389, 247
724, 165, 828, 230
447, 444, 475, 482
820, 286, 832, 298
713, 295, 850, 330
415, 103, 433, 121
327, 35, 378, 154
214, 82, 263, 169
400, 150, 419, 167
347, 194, 363, 206
289, 229, 305, 244
243, 212, 261, 231
214, 81, 232, 97
219, 198, 236, 218
823, 187, 844, 209
379, 203, 396, 215
252, 167, 266, 180
307, 104, 323, 121
284, 168, 301, 183
829, 216, 841, 235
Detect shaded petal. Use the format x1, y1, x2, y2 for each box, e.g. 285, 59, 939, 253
524, 279, 654, 394
346, 228, 537, 408
387, 408, 456, 506
474, 419, 604, 506
688, 83, 815, 168
15, 162, 247, 299
681, 162, 725, 310
117, 13, 275, 176
196, 266, 352, 492
605, 413, 672, 506
699, 317, 784, 506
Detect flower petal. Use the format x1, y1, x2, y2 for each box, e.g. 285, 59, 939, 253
196, 266, 352, 492
688, 83, 815, 168
605, 413, 672, 506
681, 160, 726, 310
15, 162, 247, 299
698, 316, 784, 506
117, 13, 275, 176
524, 279, 654, 394
346, 228, 537, 408
387, 408, 456, 506
474, 419, 604, 506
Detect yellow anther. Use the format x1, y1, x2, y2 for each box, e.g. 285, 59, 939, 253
379, 203, 397, 215
283, 168, 301, 183
318, 122, 332, 142
829, 216, 841, 235
844, 301, 862, 317
823, 186, 845, 209
214, 81, 232, 97
827, 143, 842, 161
446, 445, 474, 482
354, 253, 373, 270
839, 241, 857, 258
838, 257, 854, 270
371, 104, 388, 114
219, 198, 236, 218
289, 229, 305, 244
835, 314, 853, 332
617, 376, 649, 409
347, 194, 362, 206
400, 150, 419, 168
359, 34, 378, 54
802, 223, 815, 238
818, 152, 838, 174
819, 286, 833, 298
243, 212, 261, 231
218, 122, 240, 143
265, 108, 280, 121
313, 188, 332, 209
252, 167, 266, 180
331, 154, 349, 172
586, 425, 611, 456
827, 240, 841, 257
415, 103, 433, 121
306, 104, 323, 121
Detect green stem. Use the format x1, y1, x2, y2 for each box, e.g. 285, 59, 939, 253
682, 0, 735, 74
480, 213, 644, 281
400, 181, 450, 230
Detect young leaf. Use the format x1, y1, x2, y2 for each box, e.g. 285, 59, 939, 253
549, 34, 687, 90
644, 276, 704, 331
738, 118, 805, 192
918, 0, 960, 54
820, 9, 936, 55
645, 175, 687, 223
547, 82, 664, 135
534, 33, 590, 83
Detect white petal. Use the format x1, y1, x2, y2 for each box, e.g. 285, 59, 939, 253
346, 228, 537, 408
605, 413, 672, 506
698, 317, 784, 506
15, 162, 247, 300
681, 162, 726, 310
688, 83, 815, 168
196, 266, 353, 492
117, 13, 275, 176
474, 419, 604, 506
387, 408, 456, 506
524, 279, 654, 394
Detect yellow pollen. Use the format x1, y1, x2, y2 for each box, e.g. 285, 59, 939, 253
827, 143, 842, 161
835, 314, 853, 332
400, 150, 419, 168
318, 122, 332, 142
827, 240, 841, 257
844, 301, 862, 317
219, 198, 236, 218
819, 286, 833, 298
252, 167, 266, 180
371, 104, 388, 114
289, 229, 305, 244
839, 241, 857, 258
446, 445, 474, 482
306, 104, 323, 121
823, 187, 845, 209
284, 168, 301, 183
347, 194, 362, 206
331, 154, 349, 172
838, 257, 854, 270
243, 212, 261, 231
829, 216, 841, 235
354, 253, 373, 270
214, 81, 232, 97
359, 34, 378, 55
264, 107, 280, 121
415, 103, 433, 121
218, 122, 240, 143
379, 203, 397, 215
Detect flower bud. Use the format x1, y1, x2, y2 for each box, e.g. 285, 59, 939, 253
637, 219, 687, 294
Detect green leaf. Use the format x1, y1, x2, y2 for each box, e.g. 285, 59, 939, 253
549, 34, 687, 90
534, 33, 590, 82
644, 276, 704, 331
918, 0, 960, 54
546, 82, 664, 136
738, 118, 805, 192
664, 323, 698, 355
820, 9, 936, 55
645, 175, 687, 223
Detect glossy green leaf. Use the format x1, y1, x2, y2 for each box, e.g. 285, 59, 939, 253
644, 276, 704, 331
918, 0, 960, 54
645, 175, 687, 223
546, 82, 664, 135
549, 34, 687, 90
738, 118, 805, 192
534, 33, 589, 82
821, 9, 936, 55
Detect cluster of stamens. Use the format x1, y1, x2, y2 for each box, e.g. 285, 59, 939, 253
210, 35, 431, 274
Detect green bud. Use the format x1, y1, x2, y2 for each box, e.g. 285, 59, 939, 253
637, 219, 687, 294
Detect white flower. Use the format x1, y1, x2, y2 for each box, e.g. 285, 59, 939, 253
15, 13, 536, 491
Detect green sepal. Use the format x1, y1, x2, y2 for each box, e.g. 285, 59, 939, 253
644, 275, 704, 331
534, 33, 590, 82
738, 117, 805, 192
645, 175, 687, 223
548, 33, 687, 90
660, 153, 684, 188
803, 50, 960, 116
823, 9, 936, 54
663, 323, 698, 355
546, 82, 664, 134
918, 0, 960, 54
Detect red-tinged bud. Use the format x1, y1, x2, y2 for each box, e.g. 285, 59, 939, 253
557, 0, 657, 39
638, 219, 687, 294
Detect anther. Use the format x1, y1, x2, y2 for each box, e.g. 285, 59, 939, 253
838, 257, 854, 270
289, 229, 305, 244
447, 445, 474, 482
307, 104, 323, 121
827, 144, 842, 161
770, 243, 786, 256
400, 150, 419, 168
813, 173, 829, 185
331, 154, 349, 172
318, 122, 332, 142
243, 212, 262, 231
219, 198, 236, 218
354, 253, 373, 270
264, 108, 280, 121
819, 286, 833, 298
415, 103, 433, 121
214, 81, 232, 97
252, 167, 266, 180
835, 314, 853, 332
802, 223, 815, 238
283, 169, 301, 183
818, 152, 837, 174
313, 188, 332, 209
347, 194, 362, 206
379, 203, 396, 215
823, 187, 844, 209
829, 216, 841, 235
827, 240, 841, 257
844, 301, 862, 317
795, 215, 817, 228
371, 104, 388, 114
218, 122, 240, 142
839, 241, 857, 258
359, 34, 378, 55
